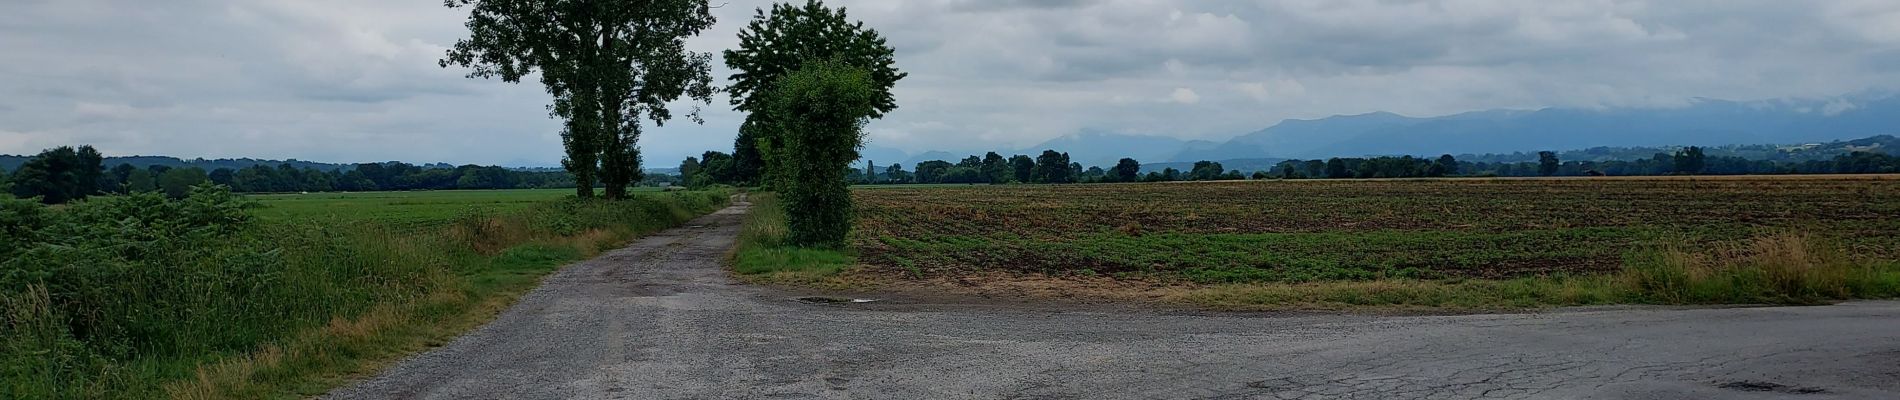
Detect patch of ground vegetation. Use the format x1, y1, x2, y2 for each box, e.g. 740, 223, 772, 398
0, 187, 729, 399
731, 193, 856, 285
846, 177, 1900, 308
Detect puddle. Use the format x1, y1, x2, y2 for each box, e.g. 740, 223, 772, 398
1717, 381, 1826, 394
794, 296, 878, 305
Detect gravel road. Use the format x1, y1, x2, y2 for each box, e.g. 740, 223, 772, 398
325, 200, 1900, 400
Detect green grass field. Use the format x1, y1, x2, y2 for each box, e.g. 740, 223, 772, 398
248, 188, 662, 229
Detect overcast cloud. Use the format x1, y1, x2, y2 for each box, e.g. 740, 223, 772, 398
2, 0, 1898, 166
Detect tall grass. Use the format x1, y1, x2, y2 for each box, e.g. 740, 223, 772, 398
0, 187, 729, 399
1182, 231, 1900, 309
1622, 232, 1900, 304
731, 193, 853, 280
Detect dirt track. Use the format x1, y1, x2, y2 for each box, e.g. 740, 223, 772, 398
325, 200, 1900, 399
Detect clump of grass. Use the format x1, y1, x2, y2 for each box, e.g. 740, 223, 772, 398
1623, 232, 1900, 304
731, 193, 854, 281
1180, 231, 1900, 310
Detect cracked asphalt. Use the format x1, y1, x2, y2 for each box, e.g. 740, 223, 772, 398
325, 200, 1900, 400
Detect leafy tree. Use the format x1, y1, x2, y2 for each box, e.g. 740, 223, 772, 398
883, 163, 910, 184
8, 145, 105, 204
725, 0, 906, 190
679, 156, 701, 183
699, 151, 736, 184
1674, 146, 1706, 174
1189, 160, 1225, 181
769, 60, 879, 247
1325, 158, 1350, 179
158, 167, 210, 199
1112, 158, 1141, 183
1032, 150, 1074, 183
915, 160, 952, 183
109, 163, 138, 191
731, 120, 765, 185
208, 168, 236, 188
443, 0, 718, 199
1251, 170, 1270, 180
1538, 151, 1560, 176
1435, 154, 1459, 176
1009, 155, 1035, 183
981, 152, 1011, 184
124, 169, 157, 193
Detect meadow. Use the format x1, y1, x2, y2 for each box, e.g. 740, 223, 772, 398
2, 187, 727, 399
844, 176, 1900, 306
247, 188, 659, 230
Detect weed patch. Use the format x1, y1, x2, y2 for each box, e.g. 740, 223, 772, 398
0, 188, 730, 399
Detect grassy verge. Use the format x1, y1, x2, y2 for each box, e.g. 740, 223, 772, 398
1178, 232, 1900, 310
1, 188, 729, 399
729, 193, 855, 284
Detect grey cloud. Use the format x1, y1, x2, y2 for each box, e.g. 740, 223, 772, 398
3, 0, 1898, 165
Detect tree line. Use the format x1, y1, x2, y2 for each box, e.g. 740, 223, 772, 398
677, 143, 1900, 188
3, 145, 580, 204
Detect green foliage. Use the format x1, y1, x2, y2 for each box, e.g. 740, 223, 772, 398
1032, 150, 1075, 183
723, 0, 906, 189
1673, 146, 1706, 174
8, 146, 105, 204
770, 60, 879, 247
1538, 151, 1561, 176
981, 152, 1012, 184
682, 151, 739, 188
1111, 158, 1141, 183
443, 0, 718, 199
723, 0, 906, 117
0, 188, 729, 399
732, 193, 853, 277
157, 167, 210, 199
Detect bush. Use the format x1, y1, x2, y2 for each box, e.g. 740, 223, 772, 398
769, 60, 880, 248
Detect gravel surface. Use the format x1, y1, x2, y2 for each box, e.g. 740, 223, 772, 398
325, 200, 1900, 399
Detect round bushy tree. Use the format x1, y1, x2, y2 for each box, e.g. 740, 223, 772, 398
769, 60, 878, 247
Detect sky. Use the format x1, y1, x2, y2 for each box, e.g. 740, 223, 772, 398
2, 0, 1899, 167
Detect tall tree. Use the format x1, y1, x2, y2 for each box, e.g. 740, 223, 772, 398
1009, 155, 1035, 183
770, 60, 879, 247
1537, 151, 1561, 176
679, 156, 701, 184
1113, 158, 1141, 183
158, 167, 210, 199
1325, 158, 1350, 179
124, 169, 157, 193
8, 146, 104, 204
981, 152, 1011, 184
1674, 146, 1706, 174
443, 0, 718, 199
1189, 160, 1224, 181
883, 163, 909, 184
1032, 150, 1073, 183
864, 160, 878, 184
724, 0, 906, 188
1435, 154, 1459, 176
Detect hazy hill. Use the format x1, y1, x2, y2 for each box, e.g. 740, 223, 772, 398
1183, 93, 1900, 160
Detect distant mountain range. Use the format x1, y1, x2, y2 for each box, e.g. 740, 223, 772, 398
862, 92, 1900, 169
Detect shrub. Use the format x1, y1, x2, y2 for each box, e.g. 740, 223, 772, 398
769, 60, 879, 248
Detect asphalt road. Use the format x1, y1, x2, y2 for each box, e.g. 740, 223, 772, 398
325, 200, 1900, 400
